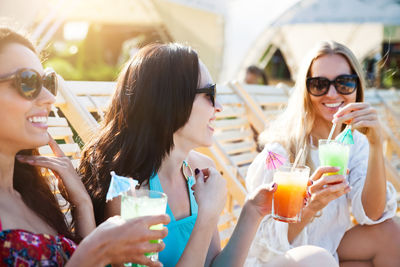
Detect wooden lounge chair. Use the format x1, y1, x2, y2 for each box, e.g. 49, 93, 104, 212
228, 81, 288, 134
57, 80, 249, 247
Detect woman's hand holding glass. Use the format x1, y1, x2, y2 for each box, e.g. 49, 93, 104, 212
71, 215, 170, 267
306, 166, 351, 215
246, 183, 277, 218
192, 167, 227, 219
333, 102, 383, 145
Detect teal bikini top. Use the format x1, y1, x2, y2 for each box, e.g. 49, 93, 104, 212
149, 161, 198, 267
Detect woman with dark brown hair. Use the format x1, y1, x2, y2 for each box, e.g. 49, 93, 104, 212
80, 43, 338, 267
0, 26, 169, 266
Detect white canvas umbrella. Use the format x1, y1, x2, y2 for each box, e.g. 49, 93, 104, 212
233, 0, 400, 81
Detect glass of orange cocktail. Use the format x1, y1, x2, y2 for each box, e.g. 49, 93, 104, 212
272, 164, 310, 223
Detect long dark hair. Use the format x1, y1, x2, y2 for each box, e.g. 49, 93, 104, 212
0, 27, 75, 241
80, 43, 200, 224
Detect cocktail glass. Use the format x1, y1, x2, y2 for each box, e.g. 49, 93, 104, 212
121, 189, 168, 267
272, 164, 310, 223
319, 139, 350, 177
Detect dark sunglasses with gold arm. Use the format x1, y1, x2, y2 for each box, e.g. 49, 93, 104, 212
0, 68, 58, 100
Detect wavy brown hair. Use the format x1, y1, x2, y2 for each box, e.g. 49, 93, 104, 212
0, 27, 75, 241
79, 43, 200, 225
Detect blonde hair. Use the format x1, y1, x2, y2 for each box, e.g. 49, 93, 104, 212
259, 40, 366, 171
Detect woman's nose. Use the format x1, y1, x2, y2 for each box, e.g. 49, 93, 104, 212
35, 86, 56, 107
325, 84, 339, 97
214, 97, 223, 112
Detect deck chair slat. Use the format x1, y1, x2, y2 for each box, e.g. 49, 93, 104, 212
230, 152, 258, 166
217, 106, 246, 118
47, 117, 69, 127
243, 85, 288, 96
218, 212, 236, 226
48, 127, 73, 139
238, 165, 250, 178
255, 95, 288, 106
55, 94, 66, 106
223, 141, 255, 155
215, 129, 253, 143
216, 85, 234, 94
77, 96, 111, 112
214, 118, 248, 130
67, 81, 116, 96
39, 143, 80, 156
218, 95, 242, 105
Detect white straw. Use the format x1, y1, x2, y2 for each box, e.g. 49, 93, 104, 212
291, 147, 304, 172
327, 123, 336, 141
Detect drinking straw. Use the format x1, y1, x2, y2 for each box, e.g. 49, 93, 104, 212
291, 143, 306, 172
327, 123, 336, 142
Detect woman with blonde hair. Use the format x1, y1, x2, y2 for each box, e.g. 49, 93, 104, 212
246, 40, 400, 266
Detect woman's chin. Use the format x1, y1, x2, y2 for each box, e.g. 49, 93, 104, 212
28, 135, 50, 149
203, 138, 214, 148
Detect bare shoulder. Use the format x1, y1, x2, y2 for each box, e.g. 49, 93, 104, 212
187, 150, 216, 170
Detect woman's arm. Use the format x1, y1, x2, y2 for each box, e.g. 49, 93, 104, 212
175, 168, 227, 267
66, 215, 170, 267
205, 229, 221, 266
334, 103, 386, 220
362, 142, 386, 220
210, 183, 276, 267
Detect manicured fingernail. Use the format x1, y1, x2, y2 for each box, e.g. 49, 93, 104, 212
310, 180, 313, 185
308, 192, 311, 197
194, 168, 200, 175
346, 169, 350, 175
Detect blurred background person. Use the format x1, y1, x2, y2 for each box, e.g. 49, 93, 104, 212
245, 65, 269, 85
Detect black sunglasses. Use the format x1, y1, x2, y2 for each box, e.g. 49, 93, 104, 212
196, 84, 216, 106
306, 74, 358, 96
0, 68, 58, 100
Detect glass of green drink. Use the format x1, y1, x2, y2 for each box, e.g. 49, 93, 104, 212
319, 139, 350, 177
121, 189, 168, 267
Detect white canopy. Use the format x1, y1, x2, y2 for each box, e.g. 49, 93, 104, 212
231, 0, 400, 81
2, 0, 400, 82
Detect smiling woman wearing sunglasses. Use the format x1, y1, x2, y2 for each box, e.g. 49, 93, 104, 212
246, 40, 400, 266
0, 26, 173, 267
79, 43, 338, 267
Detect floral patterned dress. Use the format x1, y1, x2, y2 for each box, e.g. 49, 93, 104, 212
0, 220, 76, 266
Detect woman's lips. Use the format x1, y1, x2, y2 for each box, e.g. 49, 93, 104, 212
27, 116, 48, 129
